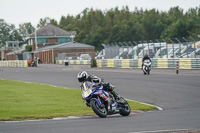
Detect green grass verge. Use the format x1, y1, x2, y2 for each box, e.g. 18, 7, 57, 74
0, 79, 157, 121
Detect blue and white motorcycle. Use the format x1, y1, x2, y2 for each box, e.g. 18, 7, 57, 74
80, 81, 131, 118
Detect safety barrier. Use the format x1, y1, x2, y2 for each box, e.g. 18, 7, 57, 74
57, 60, 91, 65
96, 58, 200, 69
0, 60, 28, 67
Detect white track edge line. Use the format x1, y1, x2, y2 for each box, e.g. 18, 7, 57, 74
129, 129, 189, 133
126, 99, 163, 111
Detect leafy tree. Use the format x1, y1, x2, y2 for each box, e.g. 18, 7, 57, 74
50, 19, 58, 26
25, 45, 32, 52
59, 15, 75, 30
18, 22, 35, 41
161, 18, 188, 38
0, 19, 22, 48
30, 6, 200, 51
185, 7, 200, 40
37, 17, 59, 28
37, 18, 46, 28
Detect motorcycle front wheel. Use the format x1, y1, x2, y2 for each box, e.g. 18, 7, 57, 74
90, 99, 107, 118
147, 67, 150, 75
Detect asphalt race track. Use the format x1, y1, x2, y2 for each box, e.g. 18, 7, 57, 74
0, 64, 200, 133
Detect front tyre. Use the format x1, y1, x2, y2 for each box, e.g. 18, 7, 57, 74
90, 99, 107, 118
119, 97, 131, 116
143, 66, 146, 75
147, 67, 150, 75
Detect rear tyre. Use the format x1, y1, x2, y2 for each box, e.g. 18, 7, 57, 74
90, 99, 107, 118
119, 97, 131, 116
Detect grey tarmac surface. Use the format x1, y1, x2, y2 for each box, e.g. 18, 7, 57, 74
0, 64, 200, 133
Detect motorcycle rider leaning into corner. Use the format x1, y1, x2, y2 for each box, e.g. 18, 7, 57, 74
142, 54, 151, 68
77, 71, 122, 106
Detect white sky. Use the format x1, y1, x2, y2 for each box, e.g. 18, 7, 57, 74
0, 0, 200, 28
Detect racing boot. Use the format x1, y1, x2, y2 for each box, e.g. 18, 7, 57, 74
110, 90, 119, 100
110, 90, 125, 104
104, 83, 125, 104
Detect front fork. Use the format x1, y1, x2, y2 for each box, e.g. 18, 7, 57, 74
89, 96, 104, 108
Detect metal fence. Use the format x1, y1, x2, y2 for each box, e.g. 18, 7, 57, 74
100, 37, 200, 59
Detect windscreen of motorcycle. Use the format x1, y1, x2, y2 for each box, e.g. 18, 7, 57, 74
81, 81, 93, 99
144, 59, 151, 65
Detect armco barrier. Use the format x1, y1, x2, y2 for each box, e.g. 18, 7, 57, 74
179, 59, 191, 69
121, 59, 130, 68
191, 58, 200, 69
96, 58, 200, 69
0, 60, 28, 67
157, 59, 168, 68
57, 60, 91, 65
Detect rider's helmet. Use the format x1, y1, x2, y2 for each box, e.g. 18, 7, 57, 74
77, 71, 88, 82
144, 54, 149, 58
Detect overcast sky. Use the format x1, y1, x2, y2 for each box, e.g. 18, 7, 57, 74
0, 0, 200, 28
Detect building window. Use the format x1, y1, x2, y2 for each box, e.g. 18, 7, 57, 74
8, 43, 12, 47
37, 38, 48, 44
56, 37, 70, 44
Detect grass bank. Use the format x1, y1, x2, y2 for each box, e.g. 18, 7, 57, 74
0, 79, 157, 121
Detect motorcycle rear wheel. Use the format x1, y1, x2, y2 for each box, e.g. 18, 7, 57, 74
119, 97, 131, 116
90, 99, 107, 118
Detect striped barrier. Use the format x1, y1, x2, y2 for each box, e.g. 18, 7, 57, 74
0, 60, 28, 67
96, 58, 200, 69
57, 60, 91, 65
121, 59, 130, 68
96, 60, 102, 68
157, 59, 168, 68
107, 59, 114, 67
179, 59, 191, 69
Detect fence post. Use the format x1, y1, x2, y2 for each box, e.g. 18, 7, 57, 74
162, 39, 168, 58
182, 37, 189, 58
176, 61, 179, 74
156, 39, 162, 58
190, 36, 196, 58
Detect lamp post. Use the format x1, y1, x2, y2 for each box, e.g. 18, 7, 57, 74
144, 40, 149, 56
134, 41, 138, 58
169, 38, 175, 58
156, 39, 162, 58
139, 41, 144, 57
182, 37, 189, 58
190, 36, 196, 58
175, 38, 182, 58
162, 39, 168, 58
35, 29, 38, 50
150, 40, 155, 58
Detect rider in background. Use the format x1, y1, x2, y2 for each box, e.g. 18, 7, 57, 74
77, 71, 120, 101
142, 54, 151, 68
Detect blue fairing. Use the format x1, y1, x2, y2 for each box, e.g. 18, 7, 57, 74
85, 84, 105, 106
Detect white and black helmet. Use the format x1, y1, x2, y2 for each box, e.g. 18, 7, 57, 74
77, 71, 88, 82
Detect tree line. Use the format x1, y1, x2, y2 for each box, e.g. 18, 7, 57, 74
1, 6, 200, 51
